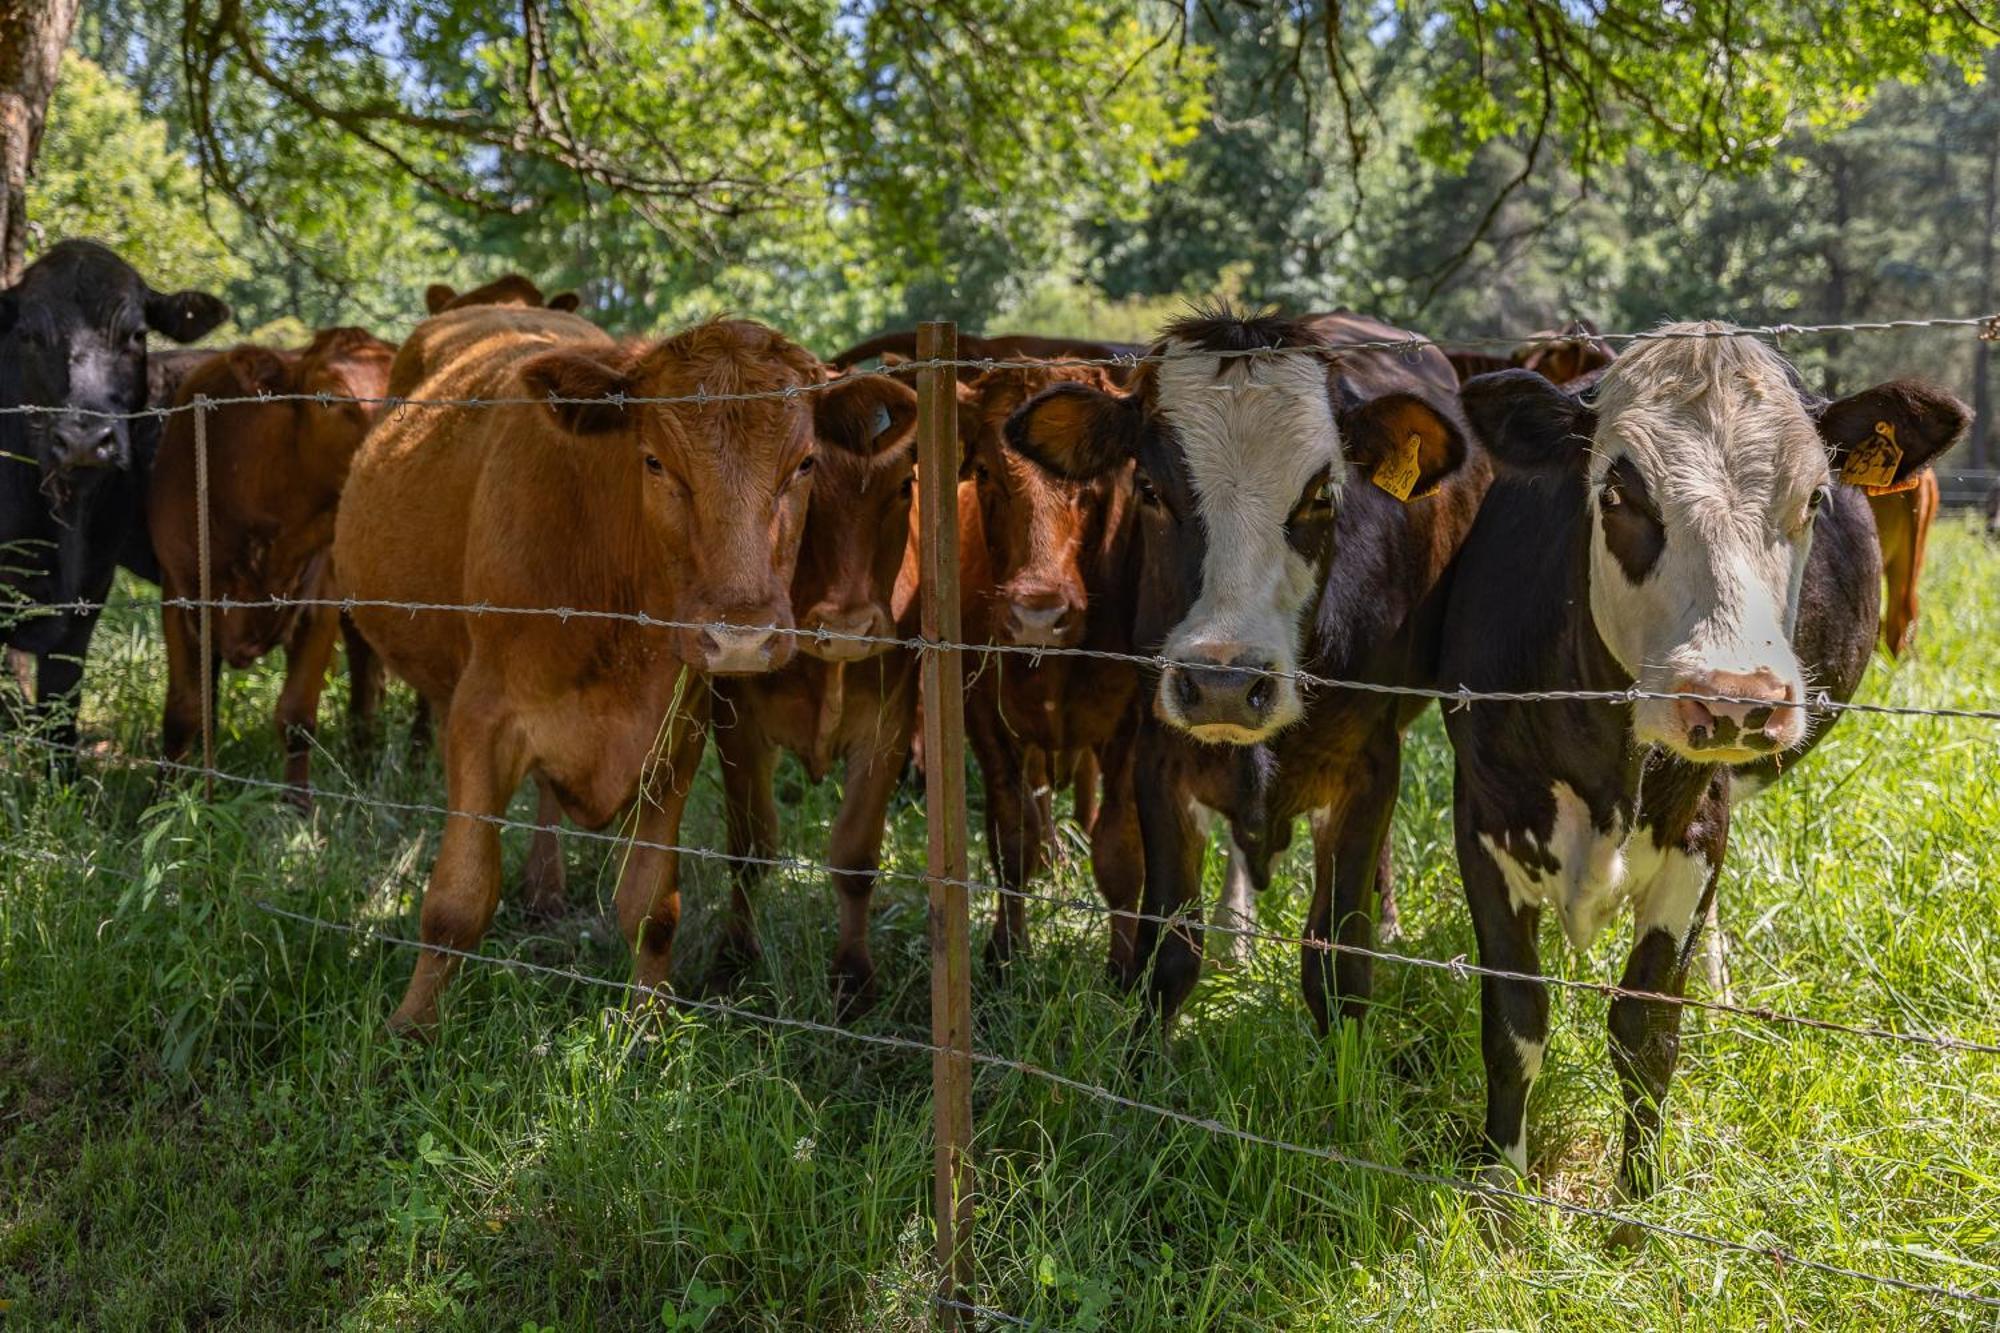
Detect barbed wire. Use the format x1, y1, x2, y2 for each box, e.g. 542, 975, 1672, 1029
9, 728, 1998, 1058
0, 312, 1994, 423
7, 836, 1984, 1314
10, 592, 2000, 722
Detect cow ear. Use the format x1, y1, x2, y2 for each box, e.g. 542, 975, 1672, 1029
954, 379, 983, 478
1459, 368, 1593, 471
517, 349, 636, 436
424, 284, 457, 315
221, 346, 292, 397
1005, 382, 1141, 481
813, 373, 918, 457
1338, 392, 1467, 501
144, 290, 229, 344
546, 291, 582, 313
1818, 379, 1968, 490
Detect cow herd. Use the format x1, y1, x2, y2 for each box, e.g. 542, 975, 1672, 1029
0, 238, 1973, 1212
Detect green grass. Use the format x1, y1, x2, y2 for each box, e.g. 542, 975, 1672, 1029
5, 519, 2000, 1330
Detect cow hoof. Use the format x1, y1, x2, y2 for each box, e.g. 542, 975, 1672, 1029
709, 934, 764, 991
830, 964, 878, 1021
1104, 955, 1143, 995
283, 784, 314, 816
384, 1008, 439, 1041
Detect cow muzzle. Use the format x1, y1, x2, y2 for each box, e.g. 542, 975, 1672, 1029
799, 601, 892, 662
1652, 668, 1803, 762
999, 590, 1081, 649
1157, 647, 1287, 744
693, 618, 794, 676
49, 419, 127, 471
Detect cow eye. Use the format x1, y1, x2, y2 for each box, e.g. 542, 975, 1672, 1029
1135, 472, 1159, 506
644, 453, 664, 475
1808, 485, 1830, 515
1599, 480, 1623, 510
899, 473, 916, 499
793, 454, 816, 482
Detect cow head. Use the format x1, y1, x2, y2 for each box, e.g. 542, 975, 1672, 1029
785, 372, 919, 661
288, 327, 396, 487
1462, 325, 1966, 764
424, 275, 581, 315
519, 318, 827, 676
1008, 310, 1464, 744
963, 362, 1132, 649
0, 240, 227, 485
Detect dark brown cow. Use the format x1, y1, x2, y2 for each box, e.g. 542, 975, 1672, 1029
831, 329, 1143, 385
335, 308, 895, 1032
709, 373, 921, 1009
423, 274, 582, 316
1008, 308, 1487, 1040
1866, 469, 1940, 656
953, 361, 1146, 980
149, 327, 396, 799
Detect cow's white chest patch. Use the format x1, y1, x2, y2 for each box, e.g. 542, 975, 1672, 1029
1478, 782, 1633, 950
1478, 782, 1717, 953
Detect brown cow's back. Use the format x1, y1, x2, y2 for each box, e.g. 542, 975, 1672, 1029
341, 308, 612, 705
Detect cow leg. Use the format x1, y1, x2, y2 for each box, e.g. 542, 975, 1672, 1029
1880, 526, 1915, 657
1456, 774, 1548, 1184
1609, 786, 1729, 1224
613, 704, 707, 998
388, 688, 528, 1035
1209, 832, 1257, 969
339, 612, 385, 748
1375, 837, 1401, 942
275, 604, 343, 806
1302, 732, 1401, 1033
34, 615, 100, 754
1092, 714, 1144, 990
408, 696, 435, 754
1130, 731, 1205, 1041
1071, 748, 1101, 836
713, 716, 777, 981
518, 774, 569, 919
971, 704, 1042, 970
826, 728, 910, 1016
160, 602, 206, 764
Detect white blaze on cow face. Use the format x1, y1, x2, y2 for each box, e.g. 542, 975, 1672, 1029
1152, 341, 1341, 743
1583, 329, 1828, 763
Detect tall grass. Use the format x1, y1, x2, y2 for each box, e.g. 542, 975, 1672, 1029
4, 521, 1998, 1329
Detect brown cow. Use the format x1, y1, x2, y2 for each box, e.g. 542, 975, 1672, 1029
1442, 319, 1614, 387
1867, 469, 1941, 657
422, 274, 583, 316
335, 308, 896, 1032
149, 327, 397, 800
954, 361, 1146, 981
708, 373, 922, 1010
830, 329, 1143, 385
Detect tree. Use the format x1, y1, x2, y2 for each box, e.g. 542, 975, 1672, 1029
1, 0, 85, 283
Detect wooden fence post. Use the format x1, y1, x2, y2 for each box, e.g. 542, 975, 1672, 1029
193, 393, 215, 801
916, 321, 974, 1326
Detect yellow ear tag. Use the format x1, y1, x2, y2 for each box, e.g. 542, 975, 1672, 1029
1840, 419, 1902, 489
1372, 431, 1424, 501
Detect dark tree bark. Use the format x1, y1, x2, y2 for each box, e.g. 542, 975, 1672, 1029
0, 0, 83, 285
1971, 91, 1997, 472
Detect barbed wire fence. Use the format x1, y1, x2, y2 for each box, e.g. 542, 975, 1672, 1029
4, 313, 2000, 1327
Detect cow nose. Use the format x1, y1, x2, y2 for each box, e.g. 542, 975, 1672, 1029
1164, 654, 1279, 738
800, 601, 889, 661
1671, 669, 1798, 754
1002, 597, 1077, 648
54, 421, 121, 469
696, 623, 783, 675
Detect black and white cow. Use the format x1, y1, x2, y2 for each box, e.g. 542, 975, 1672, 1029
1, 240, 228, 744
1008, 308, 1489, 1033
1446, 327, 1966, 1208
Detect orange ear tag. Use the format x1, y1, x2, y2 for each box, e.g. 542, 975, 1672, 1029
1372, 431, 1424, 501
1840, 420, 1902, 489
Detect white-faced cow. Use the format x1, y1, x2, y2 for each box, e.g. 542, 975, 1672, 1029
1445, 327, 1966, 1209
1008, 308, 1488, 1035
0, 240, 228, 745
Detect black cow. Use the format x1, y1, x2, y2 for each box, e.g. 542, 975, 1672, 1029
1445, 327, 1966, 1212
1007, 308, 1489, 1032
0, 240, 228, 743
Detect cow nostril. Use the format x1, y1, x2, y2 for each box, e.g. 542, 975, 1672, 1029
1173, 668, 1201, 710
1246, 675, 1272, 714
1742, 705, 1773, 731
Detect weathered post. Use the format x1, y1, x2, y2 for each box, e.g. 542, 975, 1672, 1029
193, 394, 215, 800
916, 321, 974, 1325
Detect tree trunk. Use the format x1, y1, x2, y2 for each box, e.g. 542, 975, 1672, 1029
0, 0, 83, 286
1971, 88, 1998, 473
